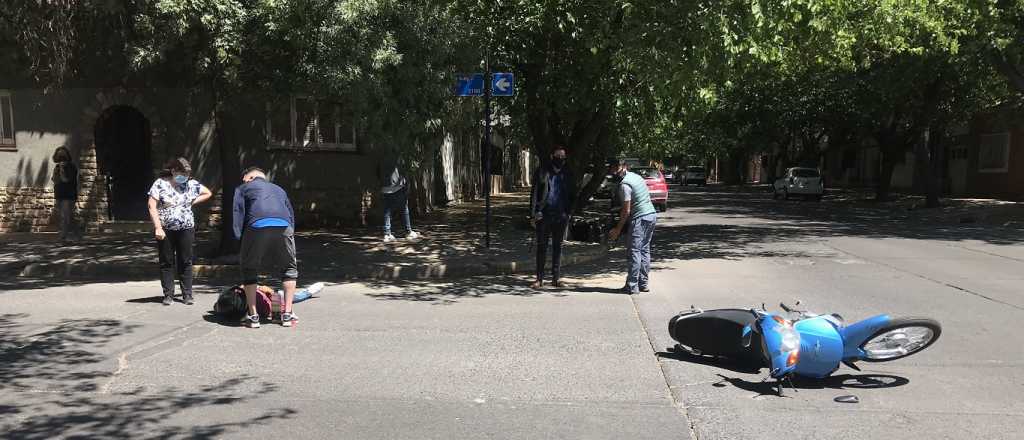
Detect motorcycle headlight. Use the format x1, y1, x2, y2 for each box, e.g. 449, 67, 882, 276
780, 327, 800, 352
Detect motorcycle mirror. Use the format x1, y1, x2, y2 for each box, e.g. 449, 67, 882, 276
834, 395, 859, 404
740, 326, 753, 348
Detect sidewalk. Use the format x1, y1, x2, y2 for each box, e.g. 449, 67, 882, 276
824, 187, 1024, 227
719, 183, 1023, 227
0, 192, 607, 281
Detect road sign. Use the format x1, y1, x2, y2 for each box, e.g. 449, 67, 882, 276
454, 74, 484, 96
492, 73, 514, 96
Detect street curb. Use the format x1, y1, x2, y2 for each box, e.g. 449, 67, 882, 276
14, 246, 609, 281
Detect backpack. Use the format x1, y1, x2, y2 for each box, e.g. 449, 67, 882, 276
213, 286, 272, 319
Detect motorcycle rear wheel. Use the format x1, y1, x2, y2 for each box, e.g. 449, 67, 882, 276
859, 317, 941, 362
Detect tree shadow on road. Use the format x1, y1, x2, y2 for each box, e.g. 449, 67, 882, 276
359, 274, 561, 304
0, 314, 138, 393
673, 186, 1023, 246
0, 313, 296, 439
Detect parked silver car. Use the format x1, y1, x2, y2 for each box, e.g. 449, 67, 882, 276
773, 167, 824, 200
681, 166, 707, 186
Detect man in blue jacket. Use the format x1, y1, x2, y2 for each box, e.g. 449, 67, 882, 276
233, 166, 299, 328
530, 145, 575, 289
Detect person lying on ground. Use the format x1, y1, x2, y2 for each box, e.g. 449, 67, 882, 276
213, 282, 324, 322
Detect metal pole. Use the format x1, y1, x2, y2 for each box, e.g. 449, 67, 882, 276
484, 59, 492, 249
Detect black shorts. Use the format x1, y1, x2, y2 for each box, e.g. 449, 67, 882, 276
240, 226, 298, 284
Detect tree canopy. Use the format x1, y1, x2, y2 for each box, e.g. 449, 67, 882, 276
2, 0, 1020, 202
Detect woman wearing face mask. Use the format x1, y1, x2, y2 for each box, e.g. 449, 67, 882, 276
147, 157, 212, 305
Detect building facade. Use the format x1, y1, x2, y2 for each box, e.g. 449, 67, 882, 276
0, 87, 520, 233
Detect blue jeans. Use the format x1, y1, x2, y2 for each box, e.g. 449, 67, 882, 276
626, 213, 656, 291
383, 187, 412, 235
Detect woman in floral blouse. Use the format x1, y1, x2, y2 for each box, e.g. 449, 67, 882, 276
147, 157, 212, 305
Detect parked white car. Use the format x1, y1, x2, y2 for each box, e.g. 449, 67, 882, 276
773, 167, 824, 200
681, 166, 707, 186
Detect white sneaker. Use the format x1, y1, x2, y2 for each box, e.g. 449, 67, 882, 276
406, 231, 420, 240
383, 233, 396, 242
307, 282, 325, 295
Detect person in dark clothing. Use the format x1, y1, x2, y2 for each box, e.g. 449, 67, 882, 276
233, 167, 299, 328
51, 147, 79, 243
530, 145, 575, 289
377, 154, 420, 242
147, 158, 213, 305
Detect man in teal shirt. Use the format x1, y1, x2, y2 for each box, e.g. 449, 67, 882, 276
607, 158, 657, 293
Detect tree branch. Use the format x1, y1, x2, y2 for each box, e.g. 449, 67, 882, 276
988, 49, 1024, 94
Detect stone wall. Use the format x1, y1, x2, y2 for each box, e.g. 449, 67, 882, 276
0, 146, 108, 232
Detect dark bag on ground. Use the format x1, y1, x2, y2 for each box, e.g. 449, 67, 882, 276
213, 287, 248, 319
570, 216, 609, 244
213, 286, 272, 319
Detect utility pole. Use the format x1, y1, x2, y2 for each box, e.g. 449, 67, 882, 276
483, 56, 493, 249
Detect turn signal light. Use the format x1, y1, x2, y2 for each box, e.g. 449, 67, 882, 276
787, 350, 800, 367
772, 315, 791, 326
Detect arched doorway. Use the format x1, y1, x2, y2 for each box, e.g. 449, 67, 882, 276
94, 106, 153, 221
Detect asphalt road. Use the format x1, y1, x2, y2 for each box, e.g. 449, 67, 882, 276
1, 184, 1021, 439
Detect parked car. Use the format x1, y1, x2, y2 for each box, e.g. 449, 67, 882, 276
681, 166, 707, 186
773, 167, 824, 200
633, 167, 669, 212
661, 167, 676, 182
623, 157, 644, 169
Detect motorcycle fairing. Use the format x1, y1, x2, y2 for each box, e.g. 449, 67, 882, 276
758, 314, 799, 379
839, 314, 892, 361
792, 316, 844, 378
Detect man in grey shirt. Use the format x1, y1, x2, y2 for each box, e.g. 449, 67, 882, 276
607, 158, 658, 293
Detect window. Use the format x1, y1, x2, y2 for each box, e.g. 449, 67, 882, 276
266, 96, 357, 152
978, 132, 1010, 173
0, 90, 14, 150
792, 168, 820, 178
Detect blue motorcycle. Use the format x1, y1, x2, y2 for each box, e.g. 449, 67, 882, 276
668, 302, 941, 395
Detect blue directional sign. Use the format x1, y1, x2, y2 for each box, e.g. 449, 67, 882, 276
454, 74, 484, 96
492, 73, 515, 96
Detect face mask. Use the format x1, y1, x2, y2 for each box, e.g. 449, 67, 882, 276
552, 157, 566, 168
174, 175, 188, 185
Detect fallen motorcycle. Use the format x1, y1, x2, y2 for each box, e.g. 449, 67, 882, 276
668, 302, 941, 395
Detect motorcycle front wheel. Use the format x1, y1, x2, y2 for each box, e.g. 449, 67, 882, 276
859, 317, 941, 362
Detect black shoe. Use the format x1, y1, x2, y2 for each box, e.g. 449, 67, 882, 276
639, 286, 650, 293
162, 296, 173, 306
621, 285, 639, 295
183, 295, 194, 305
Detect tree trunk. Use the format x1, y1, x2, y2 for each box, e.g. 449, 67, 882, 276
924, 125, 945, 208
876, 145, 897, 202
216, 101, 241, 256
912, 131, 929, 195
573, 125, 613, 213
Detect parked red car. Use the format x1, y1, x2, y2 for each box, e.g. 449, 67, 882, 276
633, 167, 669, 212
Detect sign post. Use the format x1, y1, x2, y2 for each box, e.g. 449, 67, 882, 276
454, 69, 514, 249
